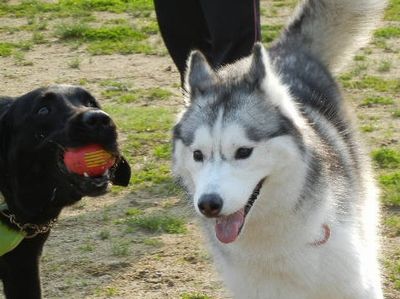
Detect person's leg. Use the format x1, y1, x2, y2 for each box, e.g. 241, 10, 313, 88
200, 0, 260, 68
154, 0, 212, 83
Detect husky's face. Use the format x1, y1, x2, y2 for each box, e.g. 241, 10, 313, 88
173, 44, 306, 244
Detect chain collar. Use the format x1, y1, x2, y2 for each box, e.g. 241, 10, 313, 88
0, 189, 58, 239
0, 209, 57, 239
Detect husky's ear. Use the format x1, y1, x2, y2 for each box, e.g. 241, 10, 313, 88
248, 43, 268, 88
184, 50, 217, 96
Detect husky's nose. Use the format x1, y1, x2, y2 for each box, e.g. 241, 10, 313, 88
198, 193, 223, 218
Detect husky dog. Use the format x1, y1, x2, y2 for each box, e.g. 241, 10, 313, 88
172, 0, 387, 298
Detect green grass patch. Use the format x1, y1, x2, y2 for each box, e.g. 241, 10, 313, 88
383, 249, 400, 290
125, 208, 144, 216
377, 60, 392, 72
111, 240, 130, 256
0, 40, 33, 57
56, 24, 146, 41
105, 87, 174, 103
360, 124, 376, 133
385, 0, 400, 21
142, 238, 163, 247
360, 96, 394, 107
354, 55, 366, 61
0, 0, 61, 17
340, 75, 400, 92
379, 172, 400, 207
101, 104, 175, 191
55, 23, 155, 55
392, 110, 400, 118
385, 215, 400, 237
103, 105, 175, 132
127, 213, 187, 234
153, 144, 171, 159
130, 163, 171, 185
261, 24, 283, 43
98, 230, 110, 240
180, 293, 212, 299
138, 20, 159, 35
374, 27, 400, 39
88, 40, 154, 55
372, 148, 400, 169
0, 0, 154, 18
0, 42, 14, 56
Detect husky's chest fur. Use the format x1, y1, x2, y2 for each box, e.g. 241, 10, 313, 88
172, 0, 386, 298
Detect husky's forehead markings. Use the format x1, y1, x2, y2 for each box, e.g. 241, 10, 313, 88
175, 46, 306, 148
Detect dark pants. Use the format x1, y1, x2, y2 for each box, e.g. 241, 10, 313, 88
154, 0, 260, 84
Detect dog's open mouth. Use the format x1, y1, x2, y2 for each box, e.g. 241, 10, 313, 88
57, 147, 119, 196
215, 178, 266, 244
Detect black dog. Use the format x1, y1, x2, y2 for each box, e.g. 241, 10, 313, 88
0, 85, 131, 299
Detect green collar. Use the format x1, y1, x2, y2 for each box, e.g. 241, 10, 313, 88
0, 202, 25, 256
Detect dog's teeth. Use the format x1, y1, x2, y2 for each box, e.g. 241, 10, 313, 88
83, 172, 89, 177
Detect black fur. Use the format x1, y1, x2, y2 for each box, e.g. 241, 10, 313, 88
0, 85, 131, 299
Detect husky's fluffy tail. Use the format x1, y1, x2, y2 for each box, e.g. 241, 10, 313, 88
280, 0, 386, 72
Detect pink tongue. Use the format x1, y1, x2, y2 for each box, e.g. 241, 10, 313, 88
215, 208, 245, 244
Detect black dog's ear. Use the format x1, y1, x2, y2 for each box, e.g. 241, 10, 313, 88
0, 106, 11, 161
111, 156, 131, 187
0, 106, 11, 191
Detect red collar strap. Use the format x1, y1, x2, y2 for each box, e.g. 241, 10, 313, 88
310, 224, 331, 247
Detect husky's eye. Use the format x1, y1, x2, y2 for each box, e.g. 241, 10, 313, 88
193, 150, 204, 162
235, 147, 253, 160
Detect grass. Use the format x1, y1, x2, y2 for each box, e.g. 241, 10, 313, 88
55, 23, 156, 54
0, 0, 158, 56
56, 24, 147, 41
0, 42, 14, 56
261, 24, 283, 43
374, 27, 400, 39
360, 96, 394, 107
385, 0, 400, 21
372, 148, 400, 169
340, 75, 400, 92
360, 124, 376, 133
111, 240, 130, 256
103, 105, 175, 132
385, 215, 400, 237
0, 0, 154, 18
68, 57, 81, 69
377, 60, 392, 72
127, 213, 187, 234
383, 249, 400, 291
392, 110, 400, 118
180, 293, 212, 299
103, 87, 174, 103
379, 172, 400, 207
354, 55, 366, 61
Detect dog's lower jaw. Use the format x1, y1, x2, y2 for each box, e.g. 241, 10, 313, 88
214, 178, 266, 244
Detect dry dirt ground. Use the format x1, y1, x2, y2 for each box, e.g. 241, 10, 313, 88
0, 1, 399, 299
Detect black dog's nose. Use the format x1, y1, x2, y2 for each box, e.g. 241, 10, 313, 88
198, 193, 223, 217
82, 110, 113, 129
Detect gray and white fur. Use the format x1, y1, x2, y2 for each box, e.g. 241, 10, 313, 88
173, 0, 387, 298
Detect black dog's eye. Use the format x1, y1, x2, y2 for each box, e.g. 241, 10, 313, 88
235, 147, 253, 160
37, 106, 50, 116
193, 150, 204, 162
87, 101, 97, 108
